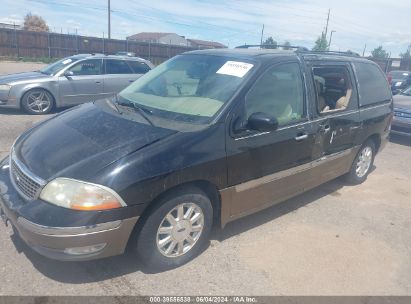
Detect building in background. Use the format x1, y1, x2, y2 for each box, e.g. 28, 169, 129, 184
0, 22, 22, 30
127, 32, 189, 46
187, 38, 226, 49
127, 32, 227, 49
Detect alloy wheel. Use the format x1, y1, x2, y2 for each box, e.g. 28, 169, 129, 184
355, 146, 373, 178
156, 202, 204, 258
26, 90, 52, 113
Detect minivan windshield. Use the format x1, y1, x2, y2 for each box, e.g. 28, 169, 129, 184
40, 57, 80, 76
119, 54, 255, 124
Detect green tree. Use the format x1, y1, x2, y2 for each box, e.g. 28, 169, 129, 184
282, 41, 292, 50
371, 46, 389, 59
312, 32, 328, 51
23, 13, 49, 32
262, 36, 277, 49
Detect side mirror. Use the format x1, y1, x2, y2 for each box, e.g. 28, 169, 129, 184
248, 112, 279, 132
64, 70, 74, 78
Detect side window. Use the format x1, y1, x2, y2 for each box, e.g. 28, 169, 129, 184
353, 62, 391, 106
68, 59, 102, 76
245, 62, 305, 126
127, 61, 151, 74
312, 65, 354, 114
105, 59, 133, 74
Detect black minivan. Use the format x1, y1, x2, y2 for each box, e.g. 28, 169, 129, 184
0, 49, 393, 270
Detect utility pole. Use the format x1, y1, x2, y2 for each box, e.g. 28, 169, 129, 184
108, 0, 111, 39
362, 44, 367, 57
328, 30, 336, 50
260, 24, 264, 46
326, 9, 331, 37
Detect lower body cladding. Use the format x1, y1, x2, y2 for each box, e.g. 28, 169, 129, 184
219, 147, 360, 227
0, 197, 138, 261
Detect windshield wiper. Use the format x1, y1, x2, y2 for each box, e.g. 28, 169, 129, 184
116, 96, 155, 126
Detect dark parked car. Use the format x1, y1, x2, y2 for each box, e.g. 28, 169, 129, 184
387, 70, 411, 94
0, 49, 392, 270
391, 86, 411, 137
0, 54, 153, 114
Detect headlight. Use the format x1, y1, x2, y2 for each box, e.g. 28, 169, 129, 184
0, 84, 11, 91
40, 178, 126, 211
395, 82, 403, 87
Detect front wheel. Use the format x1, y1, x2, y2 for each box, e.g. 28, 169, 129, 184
346, 140, 375, 184
134, 187, 213, 271
21, 89, 54, 115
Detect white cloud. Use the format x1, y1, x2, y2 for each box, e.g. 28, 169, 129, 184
0, 0, 410, 56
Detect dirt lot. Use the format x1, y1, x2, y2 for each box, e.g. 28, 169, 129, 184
0, 61, 46, 75
0, 62, 411, 296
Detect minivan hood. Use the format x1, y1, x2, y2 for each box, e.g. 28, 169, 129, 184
0, 71, 50, 84
13, 101, 176, 181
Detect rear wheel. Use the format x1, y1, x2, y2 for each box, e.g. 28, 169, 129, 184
21, 89, 54, 115
134, 187, 213, 271
346, 140, 375, 184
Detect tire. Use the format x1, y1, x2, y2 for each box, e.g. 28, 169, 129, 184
21, 89, 54, 115
345, 140, 376, 185
134, 187, 213, 271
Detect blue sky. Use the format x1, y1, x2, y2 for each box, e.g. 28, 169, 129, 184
1, 0, 410, 57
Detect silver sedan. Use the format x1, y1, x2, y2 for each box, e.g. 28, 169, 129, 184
0, 54, 153, 114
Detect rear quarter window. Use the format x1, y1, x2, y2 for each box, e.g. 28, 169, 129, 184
128, 61, 151, 74
353, 62, 391, 106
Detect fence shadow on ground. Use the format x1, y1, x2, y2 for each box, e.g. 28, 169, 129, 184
10, 174, 356, 282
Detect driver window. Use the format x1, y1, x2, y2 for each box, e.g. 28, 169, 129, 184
245, 62, 305, 126
68, 59, 102, 76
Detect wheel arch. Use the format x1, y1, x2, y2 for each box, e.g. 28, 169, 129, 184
126, 180, 222, 249
20, 87, 56, 110
366, 133, 381, 153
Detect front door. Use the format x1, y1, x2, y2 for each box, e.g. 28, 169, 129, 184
225, 61, 316, 218
58, 59, 104, 105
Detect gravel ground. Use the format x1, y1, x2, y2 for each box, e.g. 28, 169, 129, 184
0, 61, 410, 296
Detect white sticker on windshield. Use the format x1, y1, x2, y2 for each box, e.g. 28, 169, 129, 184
216, 61, 254, 78
62, 59, 72, 65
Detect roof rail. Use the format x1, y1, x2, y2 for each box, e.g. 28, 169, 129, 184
235, 44, 309, 51
298, 50, 361, 57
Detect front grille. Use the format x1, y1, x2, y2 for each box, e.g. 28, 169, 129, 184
10, 155, 44, 200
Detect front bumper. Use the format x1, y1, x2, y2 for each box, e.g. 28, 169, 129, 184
0, 97, 19, 109
0, 158, 139, 261
391, 117, 411, 137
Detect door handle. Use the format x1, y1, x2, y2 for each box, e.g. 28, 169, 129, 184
128, 79, 134, 83
320, 124, 331, 133
295, 133, 308, 141
95, 81, 101, 84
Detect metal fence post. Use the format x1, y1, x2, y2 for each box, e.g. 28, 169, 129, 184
14, 24, 19, 58
148, 41, 151, 61
48, 31, 51, 58
76, 29, 79, 54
